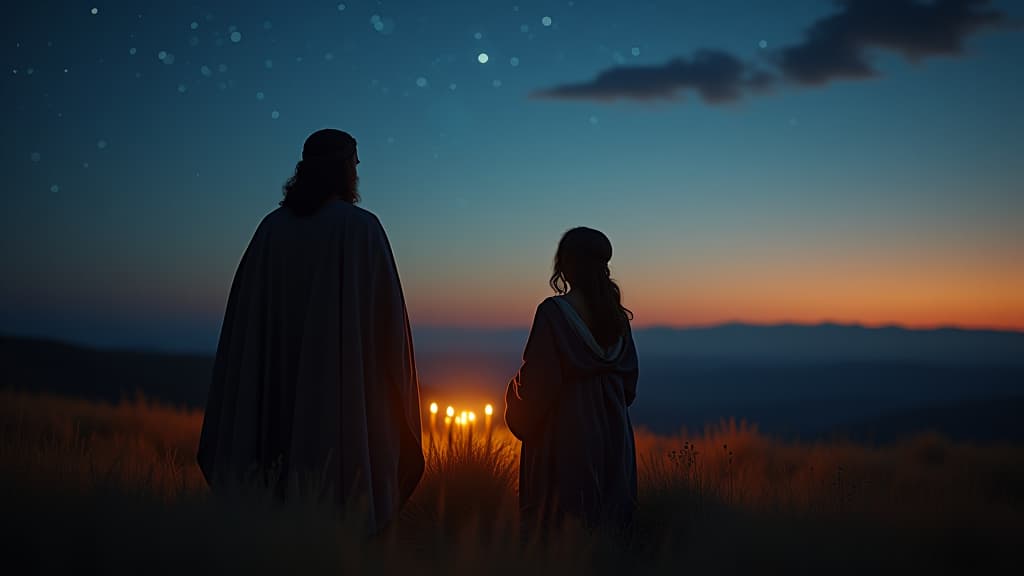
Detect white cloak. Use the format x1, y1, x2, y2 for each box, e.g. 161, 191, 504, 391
197, 199, 424, 532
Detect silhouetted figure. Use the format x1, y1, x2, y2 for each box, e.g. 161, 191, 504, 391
197, 129, 424, 534
505, 227, 639, 537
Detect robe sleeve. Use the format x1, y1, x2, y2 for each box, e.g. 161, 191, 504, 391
623, 330, 639, 408
504, 301, 562, 442
368, 217, 425, 504
197, 222, 264, 486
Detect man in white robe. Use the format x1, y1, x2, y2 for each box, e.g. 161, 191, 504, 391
197, 129, 424, 533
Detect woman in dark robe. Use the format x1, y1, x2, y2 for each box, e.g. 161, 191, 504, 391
504, 227, 639, 536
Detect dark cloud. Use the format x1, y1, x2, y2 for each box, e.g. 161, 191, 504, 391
533, 0, 1007, 105
780, 0, 1006, 85
531, 50, 775, 104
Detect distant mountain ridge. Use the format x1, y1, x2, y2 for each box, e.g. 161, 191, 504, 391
416, 322, 1024, 365
3, 325, 1023, 443
6, 321, 1021, 365
632, 322, 1024, 364
0, 334, 213, 407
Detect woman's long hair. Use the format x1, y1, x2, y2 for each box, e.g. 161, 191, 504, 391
280, 130, 360, 217
549, 227, 633, 348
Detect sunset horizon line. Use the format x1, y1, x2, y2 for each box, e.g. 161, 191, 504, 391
412, 319, 1024, 335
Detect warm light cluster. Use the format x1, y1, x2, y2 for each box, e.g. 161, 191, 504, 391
428, 403, 493, 424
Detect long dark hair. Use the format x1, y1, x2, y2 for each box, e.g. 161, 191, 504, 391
280, 129, 359, 217
549, 227, 633, 348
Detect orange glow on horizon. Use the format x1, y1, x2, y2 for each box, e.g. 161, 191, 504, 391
406, 253, 1024, 333
410, 306, 1024, 333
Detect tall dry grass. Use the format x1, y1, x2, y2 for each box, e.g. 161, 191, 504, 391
2, 388, 1020, 574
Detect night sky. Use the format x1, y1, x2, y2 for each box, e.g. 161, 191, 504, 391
2, 1, 1022, 352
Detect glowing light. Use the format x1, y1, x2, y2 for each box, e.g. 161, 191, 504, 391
446, 406, 455, 418
484, 404, 493, 416
541, 16, 552, 27
444, 416, 451, 426
429, 402, 438, 414
477, 52, 489, 64
468, 412, 476, 423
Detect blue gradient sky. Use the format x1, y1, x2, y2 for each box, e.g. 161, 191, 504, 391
2, 1, 1022, 353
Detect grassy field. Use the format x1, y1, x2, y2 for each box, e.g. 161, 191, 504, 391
2, 388, 1021, 575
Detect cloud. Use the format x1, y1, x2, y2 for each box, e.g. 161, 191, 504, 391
531, 50, 775, 104
779, 0, 1006, 85
532, 0, 1007, 105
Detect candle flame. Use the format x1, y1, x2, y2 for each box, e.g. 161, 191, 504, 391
468, 411, 476, 423
484, 404, 494, 416
429, 402, 438, 414
446, 405, 455, 418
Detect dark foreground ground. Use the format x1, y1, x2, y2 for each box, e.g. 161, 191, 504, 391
2, 389, 1020, 575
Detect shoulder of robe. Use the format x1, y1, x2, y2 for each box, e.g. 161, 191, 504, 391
349, 204, 380, 224
345, 205, 388, 238
257, 206, 286, 228
248, 207, 288, 241
535, 297, 560, 322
